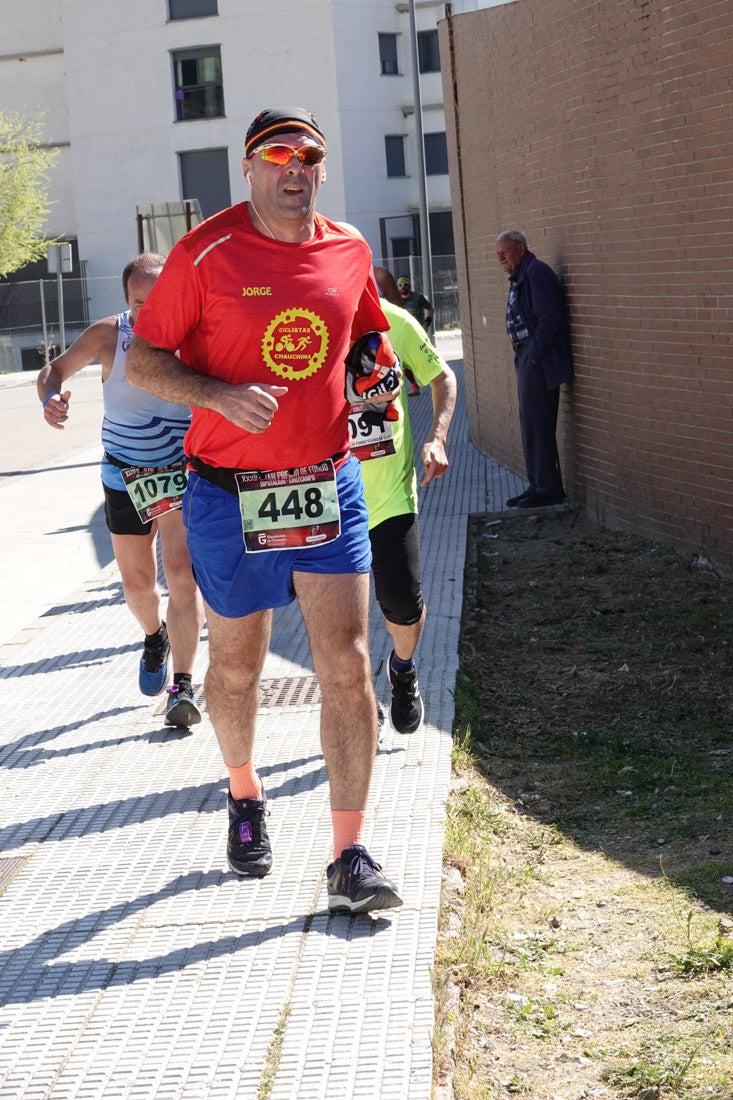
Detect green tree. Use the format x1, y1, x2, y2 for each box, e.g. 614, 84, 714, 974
0, 109, 59, 278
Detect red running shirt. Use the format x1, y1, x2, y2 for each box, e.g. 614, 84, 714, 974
133, 203, 387, 471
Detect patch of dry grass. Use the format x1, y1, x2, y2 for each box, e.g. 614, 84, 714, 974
434, 508, 733, 1099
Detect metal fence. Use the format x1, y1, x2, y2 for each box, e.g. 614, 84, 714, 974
0, 275, 122, 373
0, 256, 461, 373
381, 254, 460, 332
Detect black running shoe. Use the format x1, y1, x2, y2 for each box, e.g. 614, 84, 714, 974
227, 791, 273, 878
165, 681, 202, 728
387, 654, 424, 734
327, 844, 403, 914
139, 623, 170, 696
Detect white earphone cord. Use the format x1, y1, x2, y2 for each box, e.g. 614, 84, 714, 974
248, 197, 276, 240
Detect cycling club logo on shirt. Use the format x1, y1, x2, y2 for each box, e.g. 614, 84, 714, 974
261, 309, 329, 380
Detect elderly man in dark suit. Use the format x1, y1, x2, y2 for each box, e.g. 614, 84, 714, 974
496, 230, 574, 508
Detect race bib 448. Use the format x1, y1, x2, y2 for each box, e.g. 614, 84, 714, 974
235, 460, 341, 552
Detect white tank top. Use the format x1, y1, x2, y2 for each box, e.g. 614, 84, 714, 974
101, 311, 191, 491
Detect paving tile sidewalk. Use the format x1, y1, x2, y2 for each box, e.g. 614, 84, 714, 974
0, 342, 525, 1099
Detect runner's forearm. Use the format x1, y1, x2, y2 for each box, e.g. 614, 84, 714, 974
37, 363, 64, 402
427, 370, 457, 446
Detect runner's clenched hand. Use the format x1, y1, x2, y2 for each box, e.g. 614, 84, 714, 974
214, 382, 289, 433
42, 390, 72, 430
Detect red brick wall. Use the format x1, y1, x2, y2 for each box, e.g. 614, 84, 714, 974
440, 0, 733, 566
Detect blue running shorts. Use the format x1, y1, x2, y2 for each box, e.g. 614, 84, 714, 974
183, 453, 372, 618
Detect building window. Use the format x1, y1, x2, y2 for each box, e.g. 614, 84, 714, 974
379, 33, 399, 75
392, 236, 415, 259
169, 0, 218, 18
385, 135, 406, 178
179, 148, 231, 218
417, 30, 440, 73
429, 211, 455, 256
172, 46, 224, 121
424, 132, 449, 175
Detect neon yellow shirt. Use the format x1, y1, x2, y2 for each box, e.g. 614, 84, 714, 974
355, 299, 447, 529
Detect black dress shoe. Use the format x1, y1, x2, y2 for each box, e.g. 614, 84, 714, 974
516, 490, 566, 508
505, 490, 531, 507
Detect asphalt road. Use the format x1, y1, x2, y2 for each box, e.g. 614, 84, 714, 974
0, 367, 102, 480
0, 367, 110, 645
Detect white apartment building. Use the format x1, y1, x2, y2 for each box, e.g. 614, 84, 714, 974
1, 0, 453, 362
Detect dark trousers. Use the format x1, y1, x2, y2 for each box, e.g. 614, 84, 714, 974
515, 352, 563, 496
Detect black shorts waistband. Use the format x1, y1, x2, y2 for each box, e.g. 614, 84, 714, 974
187, 456, 239, 496
104, 451, 186, 472
103, 451, 131, 470
188, 453, 348, 497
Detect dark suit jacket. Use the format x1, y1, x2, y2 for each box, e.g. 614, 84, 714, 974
513, 251, 574, 390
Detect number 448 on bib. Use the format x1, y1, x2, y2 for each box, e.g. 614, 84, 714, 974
235, 460, 341, 552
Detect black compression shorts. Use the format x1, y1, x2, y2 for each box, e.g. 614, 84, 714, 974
103, 484, 154, 536
368, 512, 423, 626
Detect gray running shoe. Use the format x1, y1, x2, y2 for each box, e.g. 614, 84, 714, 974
327, 844, 403, 914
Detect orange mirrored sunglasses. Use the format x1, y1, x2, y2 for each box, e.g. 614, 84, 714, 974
254, 143, 325, 167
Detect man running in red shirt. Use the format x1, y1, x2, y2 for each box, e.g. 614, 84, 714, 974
127, 107, 402, 914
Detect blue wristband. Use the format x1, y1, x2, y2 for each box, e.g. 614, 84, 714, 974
42, 393, 58, 409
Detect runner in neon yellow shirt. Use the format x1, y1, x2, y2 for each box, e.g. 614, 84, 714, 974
350, 299, 457, 733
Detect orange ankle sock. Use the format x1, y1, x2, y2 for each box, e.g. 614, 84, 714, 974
228, 760, 263, 802
332, 810, 365, 860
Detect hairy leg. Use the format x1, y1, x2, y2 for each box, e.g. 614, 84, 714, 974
204, 604, 272, 767
294, 571, 376, 811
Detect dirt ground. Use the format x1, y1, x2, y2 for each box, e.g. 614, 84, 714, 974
436, 505, 733, 1099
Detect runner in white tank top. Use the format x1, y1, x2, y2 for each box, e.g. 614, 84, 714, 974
37, 254, 204, 728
